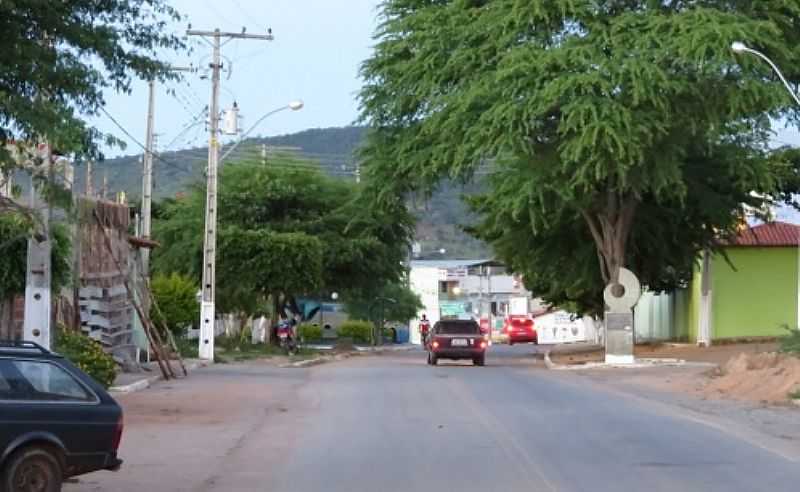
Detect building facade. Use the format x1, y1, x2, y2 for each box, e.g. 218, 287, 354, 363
408, 259, 542, 344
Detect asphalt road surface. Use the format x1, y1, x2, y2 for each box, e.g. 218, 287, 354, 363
69, 345, 800, 492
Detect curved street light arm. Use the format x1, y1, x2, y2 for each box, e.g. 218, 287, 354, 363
734, 43, 800, 107
219, 105, 291, 164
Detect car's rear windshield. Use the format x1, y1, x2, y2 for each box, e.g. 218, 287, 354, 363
436, 321, 480, 334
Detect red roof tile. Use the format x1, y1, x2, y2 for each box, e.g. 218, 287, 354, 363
729, 222, 800, 247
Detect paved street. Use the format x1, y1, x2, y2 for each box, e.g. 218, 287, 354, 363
68, 345, 800, 492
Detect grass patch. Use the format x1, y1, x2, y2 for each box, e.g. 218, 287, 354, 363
214, 336, 322, 362
174, 335, 324, 363
789, 389, 800, 401
174, 336, 199, 359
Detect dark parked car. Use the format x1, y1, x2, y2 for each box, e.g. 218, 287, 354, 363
427, 319, 488, 366
0, 340, 123, 492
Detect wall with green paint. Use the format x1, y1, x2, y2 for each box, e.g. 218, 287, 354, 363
684, 266, 702, 342
711, 247, 798, 339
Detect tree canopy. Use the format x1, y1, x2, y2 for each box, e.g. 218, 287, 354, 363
343, 282, 424, 324
152, 153, 414, 316
359, 0, 800, 314
0, 0, 184, 217
0, 214, 71, 302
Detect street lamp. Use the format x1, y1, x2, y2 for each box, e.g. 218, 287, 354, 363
731, 42, 800, 106
320, 292, 339, 329
219, 100, 304, 163
198, 100, 303, 361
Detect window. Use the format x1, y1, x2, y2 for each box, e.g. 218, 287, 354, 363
436, 321, 480, 334
0, 359, 96, 402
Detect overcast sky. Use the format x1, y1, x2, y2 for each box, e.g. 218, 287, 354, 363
93, 0, 800, 222
95, 0, 380, 158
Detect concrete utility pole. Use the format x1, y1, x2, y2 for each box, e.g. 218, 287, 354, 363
140, 66, 193, 277
141, 80, 156, 274
188, 27, 274, 361
85, 160, 94, 197
23, 144, 52, 348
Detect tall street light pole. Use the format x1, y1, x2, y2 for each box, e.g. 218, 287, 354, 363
732, 41, 800, 335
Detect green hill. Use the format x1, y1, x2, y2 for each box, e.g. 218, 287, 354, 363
88, 126, 489, 259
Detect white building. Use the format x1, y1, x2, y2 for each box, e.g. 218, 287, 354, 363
408, 259, 544, 344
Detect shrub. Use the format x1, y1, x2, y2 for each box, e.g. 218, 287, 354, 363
54, 330, 117, 388
151, 273, 198, 337
779, 325, 800, 355
338, 320, 374, 344
297, 323, 322, 342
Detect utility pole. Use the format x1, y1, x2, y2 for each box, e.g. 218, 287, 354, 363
188, 27, 274, 361
101, 170, 108, 200
141, 79, 156, 274
140, 66, 193, 277
23, 144, 52, 348
23, 34, 54, 348
85, 160, 94, 197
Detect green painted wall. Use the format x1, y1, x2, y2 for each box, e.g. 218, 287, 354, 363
685, 266, 702, 342
672, 288, 690, 341
711, 247, 798, 339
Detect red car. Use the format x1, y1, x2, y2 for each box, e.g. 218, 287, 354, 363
427, 319, 488, 366
504, 315, 537, 345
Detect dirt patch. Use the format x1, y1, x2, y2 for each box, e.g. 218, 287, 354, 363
635, 342, 779, 365
549, 342, 780, 366
703, 352, 800, 404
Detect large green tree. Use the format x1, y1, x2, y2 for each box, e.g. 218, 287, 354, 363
0, 0, 184, 217
152, 154, 413, 316
359, 0, 800, 313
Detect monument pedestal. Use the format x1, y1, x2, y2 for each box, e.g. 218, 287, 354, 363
603, 268, 640, 365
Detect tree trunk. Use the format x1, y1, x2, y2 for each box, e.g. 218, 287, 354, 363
581, 192, 639, 286
0, 297, 13, 339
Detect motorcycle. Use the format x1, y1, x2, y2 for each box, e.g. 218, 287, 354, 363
276, 322, 298, 355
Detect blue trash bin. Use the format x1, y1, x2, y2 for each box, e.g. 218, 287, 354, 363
396, 326, 410, 344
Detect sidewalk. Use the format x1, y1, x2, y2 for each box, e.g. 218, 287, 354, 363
109, 358, 206, 393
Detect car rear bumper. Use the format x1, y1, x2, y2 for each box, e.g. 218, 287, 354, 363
507, 332, 538, 344
432, 348, 485, 359
104, 456, 123, 472
64, 452, 122, 477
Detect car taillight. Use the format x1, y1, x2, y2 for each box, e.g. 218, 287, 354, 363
480, 341, 487, 349
112, 414, 124, 452
432, 340, 440, 349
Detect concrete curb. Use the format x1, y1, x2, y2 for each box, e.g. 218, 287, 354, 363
544, 352, 716, 371
353, 344, 417, 353
280, 357, 330, 368
109, 360, 206, 394
543, 343, 604, 355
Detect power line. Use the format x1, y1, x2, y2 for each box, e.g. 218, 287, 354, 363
99, 106, 199, 175
162, 107, 208, 151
